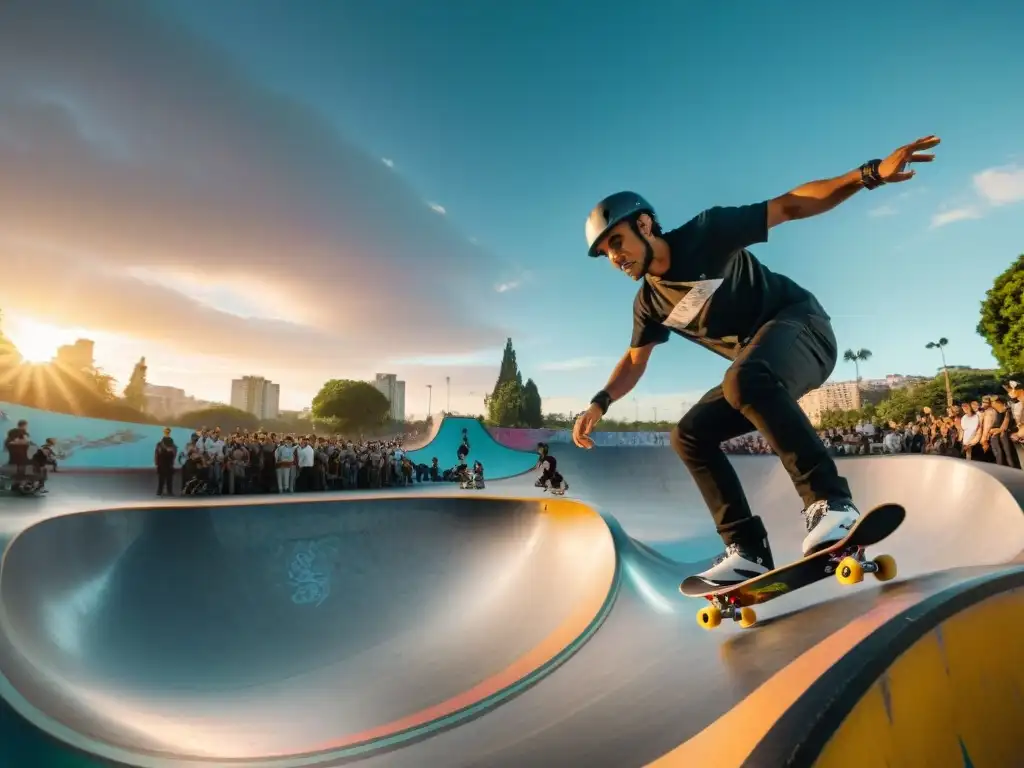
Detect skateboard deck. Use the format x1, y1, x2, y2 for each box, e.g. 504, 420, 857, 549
679, 503, 905, 630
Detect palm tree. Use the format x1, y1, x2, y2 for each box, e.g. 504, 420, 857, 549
925, 337, 953, 408
843, 348, 872, 383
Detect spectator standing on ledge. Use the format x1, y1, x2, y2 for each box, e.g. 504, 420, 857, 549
296, 436, 315, 491
573, 135, 940, 588
154, 428, 177, 496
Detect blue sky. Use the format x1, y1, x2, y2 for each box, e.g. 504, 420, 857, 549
1, 0, 1022, 420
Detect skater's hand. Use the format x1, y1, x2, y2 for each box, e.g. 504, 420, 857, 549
878, 135, 940, 184
572, 403, 603, 449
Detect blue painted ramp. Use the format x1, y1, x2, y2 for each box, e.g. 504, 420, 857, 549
404, 417, 538, 479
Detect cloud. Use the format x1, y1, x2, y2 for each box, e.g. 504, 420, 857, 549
867, 205, 897, 218
381, 157, 394, 168
494, 280, 520, 293
538, 356, 611, 372
428, 202, 447, 215
930, 207, 982, 228
0, 1, 508, 376
973, 165, 1024, 206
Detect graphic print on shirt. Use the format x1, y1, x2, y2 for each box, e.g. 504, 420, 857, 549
661, 278, 724, 331
655, 277, 742, 359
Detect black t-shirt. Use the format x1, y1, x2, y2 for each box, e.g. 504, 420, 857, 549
5, 428, 30, 465
631, 202, 821, 360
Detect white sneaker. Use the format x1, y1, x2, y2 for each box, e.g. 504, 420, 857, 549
691, 540, 774, 589
801, 499, 861, 556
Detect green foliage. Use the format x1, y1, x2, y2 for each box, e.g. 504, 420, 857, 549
488, 379, 523, 426
817, 408, 862, 430
977, 254, 1024, 372
311, 379, 390, 432
173, 406, 259, 430
122, 357, 148, 411
821, 369, 1009, 428
485, 338, 546, 427
520, 378, 543, 428
87, 368, 118, 400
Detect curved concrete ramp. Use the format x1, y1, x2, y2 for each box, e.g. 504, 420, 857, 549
754, 572, 1024, 767
0, 496, 617, 765
404, 417, 539, 479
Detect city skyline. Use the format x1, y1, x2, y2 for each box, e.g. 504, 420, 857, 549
1, 325, 966, 425
1, 2, 1021, 423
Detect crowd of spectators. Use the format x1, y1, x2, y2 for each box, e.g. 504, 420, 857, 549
721, 433, 773, 454
867, 387, 1023, 469
720, 381, 1024, 469
154, 426, 459, 497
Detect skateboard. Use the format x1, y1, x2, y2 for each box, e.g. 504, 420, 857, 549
679, 503, 905, 630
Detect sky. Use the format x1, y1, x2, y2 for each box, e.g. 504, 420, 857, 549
1, 0, 1022, 422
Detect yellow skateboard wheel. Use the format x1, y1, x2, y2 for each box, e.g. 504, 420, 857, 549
836, 556, 864, 585
872, 554, 897, 582
738, 606, 757, 629
697, 606, 722, 629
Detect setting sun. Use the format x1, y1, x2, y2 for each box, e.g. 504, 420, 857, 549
4, 316, 80, 364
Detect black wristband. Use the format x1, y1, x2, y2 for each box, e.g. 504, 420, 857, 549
859, 159, 885, 190
590, 390, 613, 414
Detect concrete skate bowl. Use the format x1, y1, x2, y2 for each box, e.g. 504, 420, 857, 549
1, 453, 1023, 767
0, 495, 618, 767
404, 416, 538, 479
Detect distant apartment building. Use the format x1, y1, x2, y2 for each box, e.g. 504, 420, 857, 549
374, 373, 406, 423
53, 338, 95, 370
230, 375, 280, 420
144, 384, 217, 420
798, 380, 862, 427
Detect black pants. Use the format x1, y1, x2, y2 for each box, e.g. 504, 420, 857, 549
669, 303, 853, 548
156, 463, 175, 495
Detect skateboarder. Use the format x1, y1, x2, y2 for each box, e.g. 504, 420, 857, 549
534, 442, 569, 493
573, 136, 939, 588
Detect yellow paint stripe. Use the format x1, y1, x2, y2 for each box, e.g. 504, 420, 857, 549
646, 593, 922, 766
815, 587, 1024, 768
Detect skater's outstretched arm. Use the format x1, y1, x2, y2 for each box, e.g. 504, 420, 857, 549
601, 343, 656, 402
766, 135, 940, 228
573, 344, 656, 448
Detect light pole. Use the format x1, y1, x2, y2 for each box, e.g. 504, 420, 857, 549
445, 376, 450, 414
925, 338, 953, 408
632, 396, 639, 426
652, 406, 658, 424
426, 384, 432, 417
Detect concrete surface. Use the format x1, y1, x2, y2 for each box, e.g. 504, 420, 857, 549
1, 435, 1023, 768
404, 416, 538, 478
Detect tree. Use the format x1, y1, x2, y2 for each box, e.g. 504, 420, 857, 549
817, 408, 861, 430
487, 379, 523, 426
842, 348, 872, 382
492, 338, 521, 399
520, 378, 543, 428
872, 369, 1006, 426
924, 338, 953, 407
123, 356, 148, 411
311, 379, 391, 432
175, 405, 258, 430
977, 253, 1024, 373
